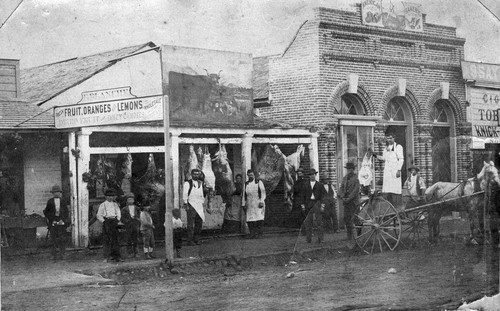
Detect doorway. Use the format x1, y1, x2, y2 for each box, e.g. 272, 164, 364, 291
385, 125, 408, 185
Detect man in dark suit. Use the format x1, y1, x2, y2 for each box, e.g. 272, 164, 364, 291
43, 184, 70, 261
300, 169, 326, 243
320, 173, 339, 233
339, 162, 360, 241
292, 167, 307, 231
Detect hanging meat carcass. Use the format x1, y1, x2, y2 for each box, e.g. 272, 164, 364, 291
120, 153, 133, 195
201, 146, 216, 190
254, 144, 286, 195
212, 143, 235, 206
283, 145, 305, 211
184, 145, 199, 181
135, 153, 165, 206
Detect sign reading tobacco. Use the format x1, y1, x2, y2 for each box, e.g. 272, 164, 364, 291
469, 88, 500, 148
54, 95, 163, 129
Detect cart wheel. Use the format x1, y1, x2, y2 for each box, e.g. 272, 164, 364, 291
401, 210, 429, 247
354, 196, 401, 254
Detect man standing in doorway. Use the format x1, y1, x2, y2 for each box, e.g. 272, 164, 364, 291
374, 131, 404, 209
339, 163, 360, 241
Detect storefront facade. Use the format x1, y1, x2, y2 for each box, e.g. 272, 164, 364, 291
463, 61, 500, 171
7, 43, 316, 248
257, 4, 470, 219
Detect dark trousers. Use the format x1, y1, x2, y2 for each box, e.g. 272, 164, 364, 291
304, 200, 324, 242
343, 202, 357, 240
102, 218, 121, 260
187, 205, 203, 243
49, 225, 67, 258
383, 193, 402, 210
323, 204, 339, 232
173, 229, 183, 250
247, 220, 263, 238
124, 220, 140, 253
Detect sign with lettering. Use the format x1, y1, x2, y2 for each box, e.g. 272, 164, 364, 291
462, 61, 500, 84
77, 86, 136, 104
54, 95, 163, 128
361, 0, 423, 32
469, 88, 500, 148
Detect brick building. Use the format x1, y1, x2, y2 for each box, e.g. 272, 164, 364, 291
255, 5, 471, 217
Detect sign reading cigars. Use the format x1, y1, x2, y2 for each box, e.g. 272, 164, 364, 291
469, 88, 500, 149
54, 94, 163, 129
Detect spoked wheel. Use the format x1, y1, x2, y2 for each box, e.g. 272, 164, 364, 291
354, 196, 401, 254
401, 210, 429, 247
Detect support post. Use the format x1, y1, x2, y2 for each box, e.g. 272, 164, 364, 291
68, 132, 78, 247
171, 132, 180, 211
163, 95, 174, 264
309, 133, 320, 180
76, 129, 91, 247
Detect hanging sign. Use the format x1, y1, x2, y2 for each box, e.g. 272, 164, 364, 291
54, 95, 163, 128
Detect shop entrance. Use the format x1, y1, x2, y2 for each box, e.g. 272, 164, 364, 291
431, 127, 451, 183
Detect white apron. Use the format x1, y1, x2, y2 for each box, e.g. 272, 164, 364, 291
185, 181, 206, 222
381, 143, 404, 194
244, 181, 266, 222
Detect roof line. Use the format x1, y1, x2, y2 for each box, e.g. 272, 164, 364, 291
36, 62, 116, 106
108, 46, 160, 63
281, 20, 308, 58
14, 106, 54, 127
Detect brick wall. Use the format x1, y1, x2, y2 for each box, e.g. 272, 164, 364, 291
260, 6, 469, 220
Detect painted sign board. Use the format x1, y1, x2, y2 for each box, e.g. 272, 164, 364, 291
54, 95, 163, 128
462, 61, 500, 84
468, 87, 500, 148
161, 45, 253, 125
361, 0, 423, 32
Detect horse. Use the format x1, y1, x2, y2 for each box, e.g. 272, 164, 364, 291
424, 161, 499, 243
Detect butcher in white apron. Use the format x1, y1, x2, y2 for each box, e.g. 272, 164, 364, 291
242, 169, 266, 239
183, 169, 208, 245
374, 132, 404, 209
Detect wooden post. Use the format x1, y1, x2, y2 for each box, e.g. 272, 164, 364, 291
309, 133, 320, 180
163, 94, 174, 264
68, 132, 78, 247
76, 129, 91, 247
241, 133, 253, 234
171, 132, 180, 211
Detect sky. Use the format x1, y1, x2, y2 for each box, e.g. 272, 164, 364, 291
0, 0, 499, 69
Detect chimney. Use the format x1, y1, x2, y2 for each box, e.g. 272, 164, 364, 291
0, 59, 20, 99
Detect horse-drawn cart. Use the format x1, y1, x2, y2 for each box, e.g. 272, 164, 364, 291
353, 190, 486, 254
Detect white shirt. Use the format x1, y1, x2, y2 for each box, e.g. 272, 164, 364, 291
97, 200, 121, 222
54, 198, 60, 216
128, 205, 136, 218
310, 181, 316, 200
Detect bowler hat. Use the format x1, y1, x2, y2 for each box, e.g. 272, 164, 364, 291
50, 184, 62, 193
104, 189, 117, 196
297, 167, 304, 172
407, 165, 420, 172
344, 162, 356, 169
125, 193, 135, 199
307, 169, 318, 175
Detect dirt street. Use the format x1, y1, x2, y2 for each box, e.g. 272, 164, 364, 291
2, 240, 498, 311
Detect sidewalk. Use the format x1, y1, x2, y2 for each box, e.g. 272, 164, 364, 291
1, 228, 352, 293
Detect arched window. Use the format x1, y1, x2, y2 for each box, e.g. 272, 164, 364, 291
430, 99, 454, 183
335, 94, 365, 115
384, 98, 406, 121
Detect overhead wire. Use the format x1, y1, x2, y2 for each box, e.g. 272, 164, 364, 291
0, 0, 24, 30
476, 0, 500, 23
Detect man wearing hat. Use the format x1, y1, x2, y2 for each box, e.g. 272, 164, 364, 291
299, 168, 326, 243
403, 165, 426, 208
339, 162, 360, 241
120, 193, 141, 258
97, 189, 124, 262
43, 184, 70, 261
